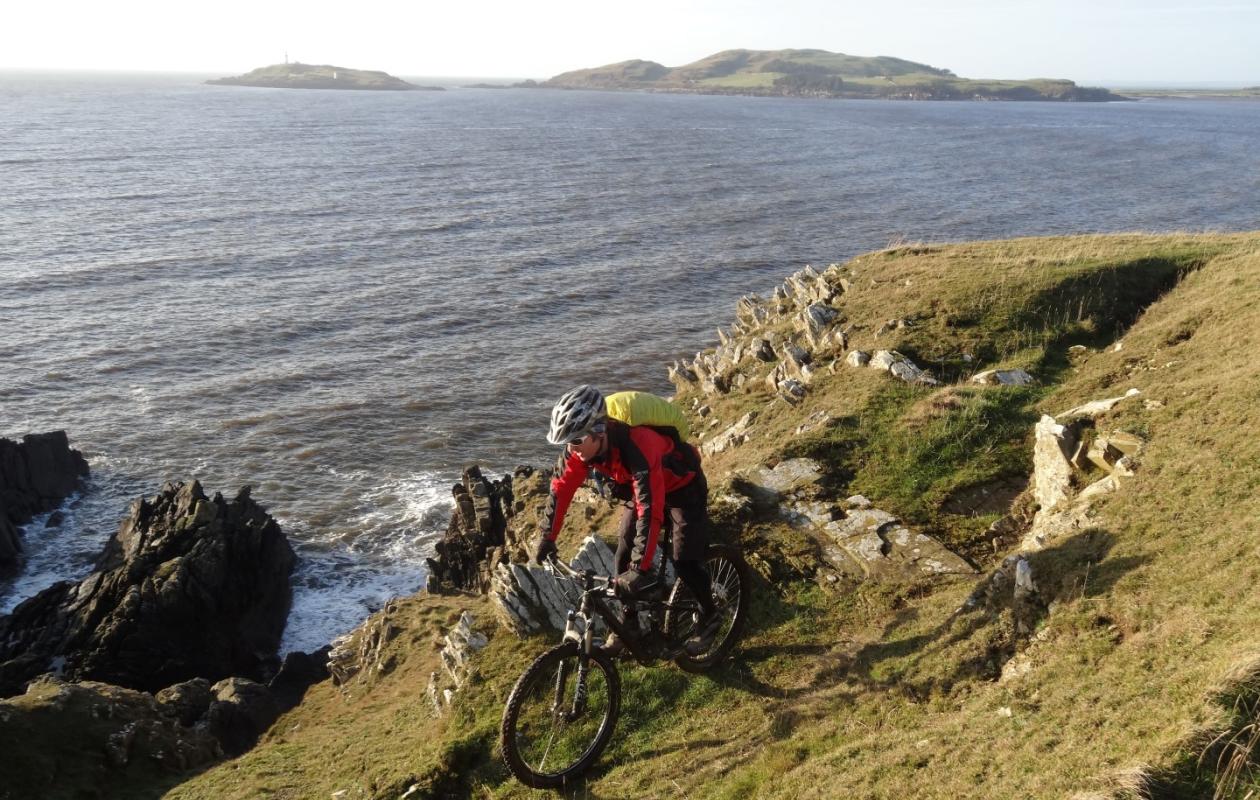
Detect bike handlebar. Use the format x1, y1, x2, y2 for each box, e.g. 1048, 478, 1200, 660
543, 554, 614, 590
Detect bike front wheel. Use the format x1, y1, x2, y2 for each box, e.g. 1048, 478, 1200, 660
500, 641, 621, 789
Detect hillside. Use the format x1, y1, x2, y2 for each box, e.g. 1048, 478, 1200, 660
8, 233, 1260, 799
541, 48, 1125, 101
207, 63, 435, 91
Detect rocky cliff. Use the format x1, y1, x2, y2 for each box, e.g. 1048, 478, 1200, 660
0, 431, 89, 566
0, 480, 295, 696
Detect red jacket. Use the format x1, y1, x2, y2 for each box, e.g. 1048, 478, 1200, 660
543, 420, 696, 571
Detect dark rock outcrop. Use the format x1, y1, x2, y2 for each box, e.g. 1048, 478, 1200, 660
0, 480, 295, 697
204, 677, 281, 756
0, 431, 90, 566
425, 465, 529, 594
267, 646, 331, 711
0, 677, 222, 795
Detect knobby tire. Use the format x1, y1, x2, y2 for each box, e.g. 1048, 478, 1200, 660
664, 543, 751, 673
500, 641, 621, 789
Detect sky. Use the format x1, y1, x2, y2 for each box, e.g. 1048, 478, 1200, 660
2, 0, 1256, 86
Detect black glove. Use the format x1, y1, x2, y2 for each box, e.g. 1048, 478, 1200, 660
532, 535, 558, 565
614, 568, 660, 601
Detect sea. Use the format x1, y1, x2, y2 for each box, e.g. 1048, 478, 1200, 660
2, 71, 1257, 653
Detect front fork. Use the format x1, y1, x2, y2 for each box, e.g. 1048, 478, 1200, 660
557, 606, 595, 721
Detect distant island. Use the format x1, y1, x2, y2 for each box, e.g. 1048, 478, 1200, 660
526, 48, 1125, 102
208, 63, 441, 91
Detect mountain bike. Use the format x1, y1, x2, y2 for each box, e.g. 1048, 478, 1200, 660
499, 541, 751, 789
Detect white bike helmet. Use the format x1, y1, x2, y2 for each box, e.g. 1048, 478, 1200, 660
547, 385, 607, 445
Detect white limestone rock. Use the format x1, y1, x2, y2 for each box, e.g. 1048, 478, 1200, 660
1057, 388, 1142, 421
868, 350, 936, 385
819, 508, 974, 580
971, 369, 1036, 386
745, 458, 824, 496
702, 411, 757, 456
491, 536, 617, 636
1032, 415, 1076, 515
846, 350, 871, 368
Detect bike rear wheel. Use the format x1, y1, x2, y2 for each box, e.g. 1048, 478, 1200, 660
664, 543, 751, 673
500, 641, 621, 789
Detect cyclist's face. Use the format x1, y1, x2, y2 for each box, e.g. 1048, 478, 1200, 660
567, 432, 602, 462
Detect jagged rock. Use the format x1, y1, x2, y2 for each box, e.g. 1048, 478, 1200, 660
1057, 388, 1142, 421
0, 481, 294, 697
328, 600, 400, 687
736, 295, 770, 329
799, 303, 839, 336
764, 364, 785, 393
971, 369, 1036, 386
426, 467, 516, 594
427, 611, 489, 716
696, 405, 711, 418
155, 678, 214, 727
204, 677, 280, 757
819, 508, 975, 581
754, 339, 776, 362
0, 431, 90, 566
491, 536, 615, 636
846, 495, 873, 510
846, 350, 871, 368
779, 378, 807, 403
668, 361, 698, 387
701, 412, 757, 456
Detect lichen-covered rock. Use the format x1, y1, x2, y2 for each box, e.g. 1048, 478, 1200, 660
0, 481, 294, 697
155, 678, 214, 727
1031, 416, 1077, 515
0, 677, 222, 794
819, 508, 975, 581
204, 677, 280, 757
747, 458, 824, 496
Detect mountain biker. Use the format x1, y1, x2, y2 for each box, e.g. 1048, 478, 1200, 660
533, 385, 720, 656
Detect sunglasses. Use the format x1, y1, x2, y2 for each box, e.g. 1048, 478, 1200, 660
566, 423, 606, 447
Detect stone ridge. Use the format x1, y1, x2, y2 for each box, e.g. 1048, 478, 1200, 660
0, 480, 295, 696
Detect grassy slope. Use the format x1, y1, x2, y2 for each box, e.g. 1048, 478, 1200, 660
168, 233, 1260, 799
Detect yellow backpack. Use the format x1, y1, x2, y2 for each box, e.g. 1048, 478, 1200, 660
604, 391, 691, 442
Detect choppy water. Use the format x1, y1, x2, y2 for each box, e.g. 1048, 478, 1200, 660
2, 71, 1257, 651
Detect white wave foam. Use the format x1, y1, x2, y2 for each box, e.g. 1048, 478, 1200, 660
277, 470, 455, 653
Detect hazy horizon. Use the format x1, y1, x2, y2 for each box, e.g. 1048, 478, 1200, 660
1, 0, 1257, 85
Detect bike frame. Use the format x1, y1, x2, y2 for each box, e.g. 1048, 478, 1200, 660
548, 557, 702, 666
